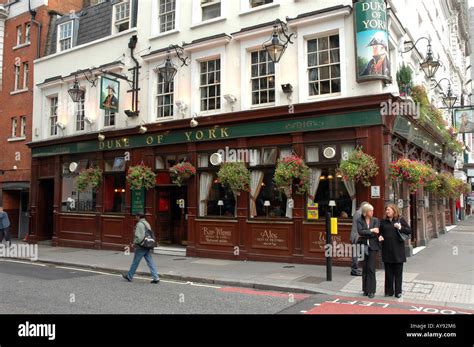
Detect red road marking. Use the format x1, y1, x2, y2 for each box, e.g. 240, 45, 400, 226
305, 302, 428, 314
219, 287, 310, 300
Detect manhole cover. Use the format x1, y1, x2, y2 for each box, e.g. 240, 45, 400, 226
297, 276, 325, 284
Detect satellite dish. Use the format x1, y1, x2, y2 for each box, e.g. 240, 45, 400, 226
210, 153, 223, 166
69, 162, 78, 172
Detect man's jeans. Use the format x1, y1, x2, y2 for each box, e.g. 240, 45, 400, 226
0, 227, 11, 245
127, 247, 159, 281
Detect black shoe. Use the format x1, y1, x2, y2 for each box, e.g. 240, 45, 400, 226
395, 293, 402, 298
363, 292, 368, 296
351, 271, 362, 276
151, 279, 160, 284
122, 274, 131, 282
368, 293, 375, 298
385, 293, 394, 297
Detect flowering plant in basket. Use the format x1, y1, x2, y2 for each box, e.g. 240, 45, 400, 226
274, 155, 310, 195
217, 162, 250, 197
338, 147, 379, 187
169, 162, 196, 186
126, 164, 157, 190
388, 159, 428, 193
76, 166, 103, 192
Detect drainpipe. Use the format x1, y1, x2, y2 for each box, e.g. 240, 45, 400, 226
29, 0, 41, 59
128, 35, 139, 113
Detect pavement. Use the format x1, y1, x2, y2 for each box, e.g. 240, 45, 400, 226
1, 216, 473, 310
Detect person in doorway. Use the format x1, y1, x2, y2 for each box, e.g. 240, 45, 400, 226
379, 204, 411, 298
0, 206, 11, 247
122, 214, 160, 284
455, 199, 461, 222
357, 203, 380, 298
349, 201, 369, 276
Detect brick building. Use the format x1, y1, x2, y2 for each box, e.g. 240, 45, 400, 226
0, 0, 84, 239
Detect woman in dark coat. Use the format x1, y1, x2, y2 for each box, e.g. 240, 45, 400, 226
379, 203, 411, 298
356, 203, 380, 298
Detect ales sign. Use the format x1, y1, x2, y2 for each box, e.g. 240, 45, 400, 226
354, 0, 391, 83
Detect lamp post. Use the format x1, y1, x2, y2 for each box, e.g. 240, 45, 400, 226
262, 19, 294, 64
157, 44, 190, 84
264, 200, 271, 218
402, 37, 441, 79
432, 78, 458, 126
218, 200, 224, 216
329, 200, 336, 217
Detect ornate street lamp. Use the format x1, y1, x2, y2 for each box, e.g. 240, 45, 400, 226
443, 85, 458, 110
403, 37, 441, 79
157, 44, 189, 84
68, 75, 84, 103
262, 19, 294, 64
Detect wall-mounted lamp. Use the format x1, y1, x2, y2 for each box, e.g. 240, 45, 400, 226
68, 75, 84, 103
98, 133, 105, 142
281, 83, 293, 95
84, 117, 94, 125
224, 94, 237, 103
402, 37, 441, 79
55, 122, 66, 130
190, 113, 199, 128
139, 125, 148, 134
176, 100, 188, 112
156, 44, 190, 84
262, 18, 295, 64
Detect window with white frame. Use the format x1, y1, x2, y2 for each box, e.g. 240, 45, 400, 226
20, 116, 26, 137
76, 92, 85, 131
14, 65, 20, 90
50, 97, 58, 136
250, 0, 273, 8
104, 110, 116, 127
114, 1, 131, 33
23, 62, 29, 89
201, 0, 221, 21
157, 73, 174, 118
25, 23, 31, 43
58, 21, 73, 52
200, 58, 221, 111
16, 25, 22, 45
251, 50, 275, 105
11, 118, 17, 138
159, 0, 176, 33
307, 35, 341, 96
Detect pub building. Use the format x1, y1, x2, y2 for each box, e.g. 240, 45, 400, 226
27, 93, 456, 265
27, 0, 463, 265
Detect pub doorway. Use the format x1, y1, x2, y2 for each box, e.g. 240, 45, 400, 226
37, 179, 54, 241
409, 193, 418, 246
155, 186, 187, 246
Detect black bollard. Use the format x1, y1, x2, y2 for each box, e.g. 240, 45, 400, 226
325, 211, 332, 281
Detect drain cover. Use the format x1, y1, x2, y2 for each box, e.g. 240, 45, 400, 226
283, 265, 295, 268
173, 258, 187, 261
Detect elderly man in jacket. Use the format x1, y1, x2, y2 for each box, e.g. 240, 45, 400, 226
349, 202, 368, 276
0, 207, 11, 247
122, 214, 160, 284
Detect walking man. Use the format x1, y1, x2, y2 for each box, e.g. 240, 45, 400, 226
350, 201, 368, 276
122, 214, 160, 284
0, 206, 11, 247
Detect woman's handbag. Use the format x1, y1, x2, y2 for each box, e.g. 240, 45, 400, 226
396, 219, 410, 242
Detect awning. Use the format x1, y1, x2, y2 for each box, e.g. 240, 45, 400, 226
1, 182, 30, 191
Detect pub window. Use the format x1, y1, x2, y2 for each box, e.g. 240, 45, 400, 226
201, 0, 221, 21
25, 23, 31, 44
200, 58, 221, 111
155, 156, 165, 170
198, 168, 236, 218
23, 62, 29, 89
20, 116, 26, 138
250, 0, 273, 8
61, 160, 96, 213
306, 144, 355, 219
113, 0, 131, 33
159, 0, 176, 33
307, 35, 341, 96
16, 25, 22, 46
104, 110, 115, 127
104, 157, 126, 213
49, 97, 58, 136
75, 92, 85, 131
249, 147, 290, 218
14, 65, 20, 90
251, 50, 275, 105
58, 21, 73, 52
162, 154, 187, 169
11, 118, 17, 138
157, 73, 174, 118
197, 153, 209, 168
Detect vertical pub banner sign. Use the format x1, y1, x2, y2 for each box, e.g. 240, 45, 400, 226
354, 0, 391, 83
100, 77, 120, 112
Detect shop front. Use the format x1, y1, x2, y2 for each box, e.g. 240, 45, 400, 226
27, 94, 453, 264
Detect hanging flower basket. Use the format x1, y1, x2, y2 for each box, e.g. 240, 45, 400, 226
76, 166, 103, 193
338, 147, 379, 187
274, 155, 310, 195
388, 159, 428, 193
127, 164, 157, 190
169, 162, 196, 187
217, 162, 250, 197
